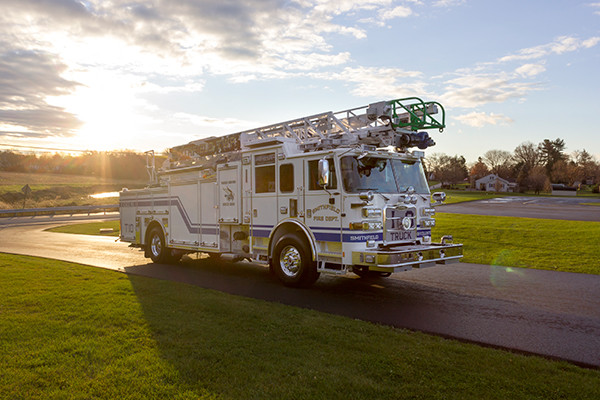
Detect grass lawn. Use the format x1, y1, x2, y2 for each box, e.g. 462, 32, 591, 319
433, 214, 600, 275
1, 253, 599, 400
441, 190, 504, 204
46, 220, 120, 237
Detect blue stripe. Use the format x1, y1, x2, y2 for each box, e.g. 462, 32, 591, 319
252, 229, 272, 238
121, 196, 217, 236
342, 232, 383, 242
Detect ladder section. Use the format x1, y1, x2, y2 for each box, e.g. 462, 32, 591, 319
167, 98, 445, 166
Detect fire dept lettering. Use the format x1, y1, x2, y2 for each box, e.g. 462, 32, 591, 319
311, 204, 340, 222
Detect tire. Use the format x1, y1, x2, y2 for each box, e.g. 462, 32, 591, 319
272, 234, 319, 287
147, 227, 174, 264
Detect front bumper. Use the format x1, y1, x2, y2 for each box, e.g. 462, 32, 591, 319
352, 242, 463, 272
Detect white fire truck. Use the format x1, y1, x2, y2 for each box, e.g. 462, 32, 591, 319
120, 98, 462, 287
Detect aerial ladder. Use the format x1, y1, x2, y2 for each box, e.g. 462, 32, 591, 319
165, 97, 445, 170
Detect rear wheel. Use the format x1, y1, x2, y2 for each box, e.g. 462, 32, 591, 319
272, 234, 319, 287
147, 227, 178, 264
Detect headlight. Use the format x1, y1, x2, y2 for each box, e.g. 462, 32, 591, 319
362, 207, 382, 218
363, 221, 383, 230
421, 218, 435, 227
349, 221, 383, 231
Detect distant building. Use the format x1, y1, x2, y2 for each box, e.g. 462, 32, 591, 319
475, 174, 516, 192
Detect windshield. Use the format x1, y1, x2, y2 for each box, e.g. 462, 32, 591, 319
340, 156, 430, 194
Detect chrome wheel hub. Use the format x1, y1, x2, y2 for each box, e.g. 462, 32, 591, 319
280, 245, 301, 277
151, 234, 162, 257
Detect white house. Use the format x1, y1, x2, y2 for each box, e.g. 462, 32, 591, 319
475, 174, 516, 192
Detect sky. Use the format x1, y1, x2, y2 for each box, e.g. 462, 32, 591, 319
0, 0, 599, 163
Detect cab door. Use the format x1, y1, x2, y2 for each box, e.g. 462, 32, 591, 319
276, 156, 304, 224
250, 151, 278, 254
303, 157, 342, 247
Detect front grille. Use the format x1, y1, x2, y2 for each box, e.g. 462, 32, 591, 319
384, 206, 416, 244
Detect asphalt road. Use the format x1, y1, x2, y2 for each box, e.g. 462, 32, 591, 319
0, 215, 599, 368
438, 196, 600, 221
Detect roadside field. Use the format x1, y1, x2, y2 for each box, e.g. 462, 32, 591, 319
0, 171, 140, 209
1, 253, 598, 400
433, 214, 600, 275
46, 220, 120, 236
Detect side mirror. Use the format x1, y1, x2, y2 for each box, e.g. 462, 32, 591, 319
432, 191, 446, 205
318, 159, 330, 188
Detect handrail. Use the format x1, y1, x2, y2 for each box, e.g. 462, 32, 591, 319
389, 97, 446, 131
0, 204, 119, 218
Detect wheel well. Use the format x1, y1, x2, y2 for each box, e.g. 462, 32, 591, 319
269, 222, 315, 262
144, 220, 165, 247
143, 221, 165, 258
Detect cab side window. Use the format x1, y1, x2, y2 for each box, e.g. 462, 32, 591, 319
308, 159, 337, 190
280, 164, 294, 193
255, 152, 276, 194
255, 166, 275, 193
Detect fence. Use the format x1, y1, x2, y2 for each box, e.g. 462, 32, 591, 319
0, 204, 119, 218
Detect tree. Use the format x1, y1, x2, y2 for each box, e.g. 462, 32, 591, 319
483, 149, 513, 178
538, 138, 566, 178
470, 157, 489, 179
426, 153, 468, 187
528, 166, 549, 195
513, 142, 540, 172
469, 157, 489, 188
572, 149, 599, 185
513, 142, 541, 191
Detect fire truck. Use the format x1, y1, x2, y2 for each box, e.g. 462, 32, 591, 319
119, 98, 462, 287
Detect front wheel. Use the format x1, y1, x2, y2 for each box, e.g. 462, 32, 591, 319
272, 234, 319, 287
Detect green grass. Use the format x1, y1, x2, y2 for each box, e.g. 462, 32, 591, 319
433, 214, 600, 274
441, 190, 505, 204
1, 253, 599, 400
46, 220, 120, 236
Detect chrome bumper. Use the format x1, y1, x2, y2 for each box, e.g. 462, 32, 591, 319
352, 242, 463, 272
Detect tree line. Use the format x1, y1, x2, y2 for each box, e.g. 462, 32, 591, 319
2, 139, 599, 193
0, 150, 160, 181
426, 138, 600, 193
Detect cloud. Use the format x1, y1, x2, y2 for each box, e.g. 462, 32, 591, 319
310, 66, 430, 98
454, 111, 513, 128
433, 0, 466, 7
173, 112, 257, 130
0, 44, 82, 138
515, 63, 546, 77
380, 5, 413, 19
588, 2, 600, 15
0, 0, 385, 139
440, 72, 541, 108
439, 35, 597, 109
497, 36, 600, 63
